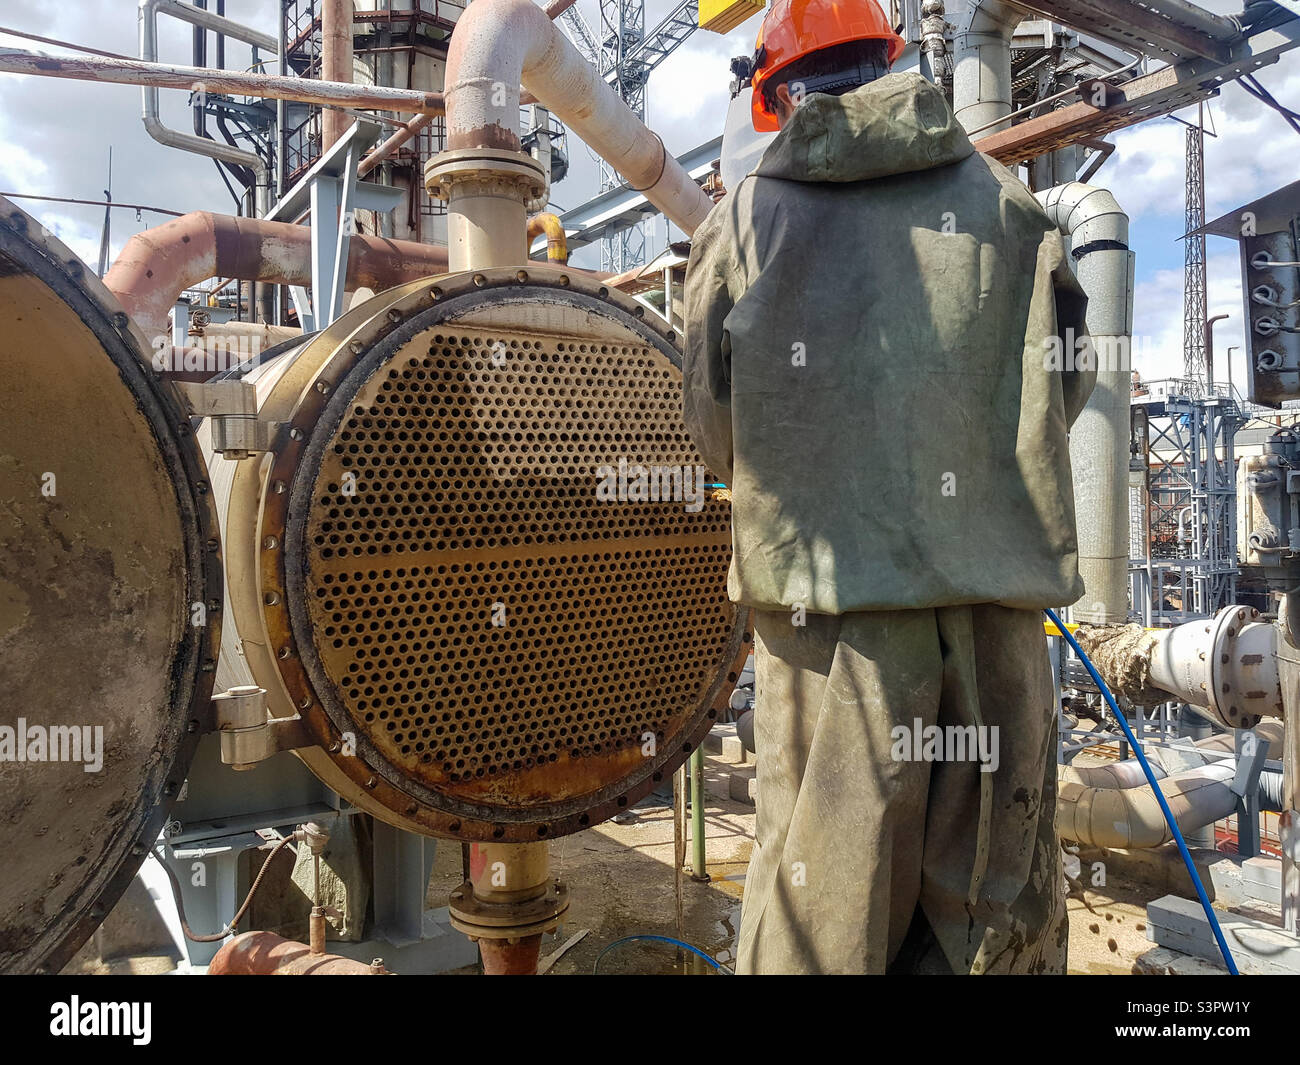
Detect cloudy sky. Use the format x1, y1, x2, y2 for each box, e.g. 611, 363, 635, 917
0, 0, 1297, 389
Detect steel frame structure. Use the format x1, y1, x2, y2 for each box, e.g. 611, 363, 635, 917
1131, 380, 1245, 627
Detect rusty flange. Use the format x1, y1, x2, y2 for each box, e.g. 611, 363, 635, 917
447, 879, 570, 940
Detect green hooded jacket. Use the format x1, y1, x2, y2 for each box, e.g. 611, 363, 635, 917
683, 72, 1095, 614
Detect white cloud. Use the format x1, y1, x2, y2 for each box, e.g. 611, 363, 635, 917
1132, 250, 1249, 388
1106, 65, 1300, 224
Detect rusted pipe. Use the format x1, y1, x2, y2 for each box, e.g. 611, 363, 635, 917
359, 112, 437, 177
441, 0, 712, 236
356, 0, 575, 183
448, 841, 568, 975
104, 211, 448, 343
309, 907, 328, 955
527, 213, 568, 263
0, 47, 443, 114
480, 935, 545, 975
321, 0, 355, 151
209, 931, 387, 974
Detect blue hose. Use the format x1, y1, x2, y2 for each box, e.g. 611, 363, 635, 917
593, 934, 733, 974
1046, 608, 1239, 974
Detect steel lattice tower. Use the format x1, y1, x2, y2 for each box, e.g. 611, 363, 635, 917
1183, 104, 1208, 394
597, 0, 647, 272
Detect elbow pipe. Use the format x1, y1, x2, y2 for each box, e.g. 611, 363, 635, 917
952, 0, 1025, 136
1035, 183, 1130, 268
1062, 758, 1175, 791
441, 0, 712, 236
527, 212, 568, 263
1058, 718, 1283, 846
139, 0, 270, 191
1058, 761, 1238, 849
1035, 182, 1134, 625
104, 211, 449, 344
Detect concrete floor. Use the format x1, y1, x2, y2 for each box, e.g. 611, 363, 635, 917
65, 747, 1197, 975
430, 751, 1168, 975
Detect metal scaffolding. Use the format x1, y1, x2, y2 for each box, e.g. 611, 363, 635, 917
1130, 379, 1244, 626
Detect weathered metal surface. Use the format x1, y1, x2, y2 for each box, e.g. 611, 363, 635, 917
257, 267, 750, 841
478, 934, 544, 975
320, 0, 355, 152
438, 0, 713, 234
1008, 0, 1238, 64
0, 197, 220, 974
0, 47, 443, 114
980, 19, 1300, 166
104, 212, 450, 347
209, 931, 388, 974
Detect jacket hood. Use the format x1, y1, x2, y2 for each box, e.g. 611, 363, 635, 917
753, 72, 975, 183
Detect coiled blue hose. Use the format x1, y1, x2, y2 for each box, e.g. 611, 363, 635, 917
1046, 608, 1239, 974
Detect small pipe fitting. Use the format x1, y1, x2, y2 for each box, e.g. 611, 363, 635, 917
527, 212, 569, 264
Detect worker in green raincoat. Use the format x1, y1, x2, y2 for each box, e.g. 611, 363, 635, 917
683, 0, 1096, 974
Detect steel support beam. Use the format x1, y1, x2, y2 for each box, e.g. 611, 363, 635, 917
979, 16, 1300, 165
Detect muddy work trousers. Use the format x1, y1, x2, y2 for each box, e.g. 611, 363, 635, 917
737, 604, 1066, 974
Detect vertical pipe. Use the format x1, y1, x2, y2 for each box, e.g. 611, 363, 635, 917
1178, 704, 1216, 848
673, 762, 686, 945
216, 0, 226, 69
321, 0, 354, 151
274, 3, 286, 325
276, 3, 287, 198
192, 0, 207, 138
1036, 182, 1136, 625
690, 746, 708, 881
445, 182, 529, 271
465, 840, 550, 975
952, 0, 1022, 136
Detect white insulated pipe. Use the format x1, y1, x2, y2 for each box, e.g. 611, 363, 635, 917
952, 0, 1024, 136
1060, 719, 1281, 789
1036, 183, 1135, 626
1148, 607, 1282, 727
1058, 761, 1238, 849
440, 0, 712, 237
1058, 720, 1282, 848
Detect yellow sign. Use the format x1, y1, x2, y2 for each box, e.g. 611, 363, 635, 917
699, 0, 765, 35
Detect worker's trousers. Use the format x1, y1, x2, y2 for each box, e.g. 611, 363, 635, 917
736, 604, 1067, 974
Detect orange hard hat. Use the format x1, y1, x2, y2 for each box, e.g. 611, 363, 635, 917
750, 0, 905, 132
